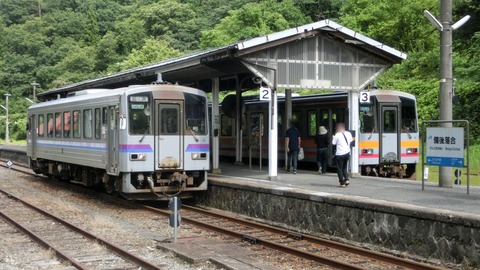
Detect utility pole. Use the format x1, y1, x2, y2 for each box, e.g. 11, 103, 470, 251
438, 0, 453, 187
1, 94, 11, 144
31, 81, 40, 103
424, 1, 470, 187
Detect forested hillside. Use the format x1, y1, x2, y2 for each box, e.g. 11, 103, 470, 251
0, 0, 478, 142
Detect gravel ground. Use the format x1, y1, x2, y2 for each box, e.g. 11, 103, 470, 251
0, 169, 218, 270
0, 168, 331, 269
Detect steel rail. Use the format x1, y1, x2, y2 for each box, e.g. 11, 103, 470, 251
139, 203, 367, 270
181, 205, 445, 270
0, 187, 163, 270
0, 209, 87, 270
1, 159, 444, 270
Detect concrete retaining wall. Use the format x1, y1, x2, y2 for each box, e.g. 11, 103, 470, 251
196, 179, 480, 267
0, 148, 29, 165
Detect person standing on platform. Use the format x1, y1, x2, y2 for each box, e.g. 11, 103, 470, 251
285, 121, 301, 174
315, 126, 329, 174
332, 123, 353, 187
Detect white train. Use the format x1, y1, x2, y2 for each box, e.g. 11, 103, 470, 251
27, 84, 210, 200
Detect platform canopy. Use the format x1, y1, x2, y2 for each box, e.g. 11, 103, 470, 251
39, 20, 406, 100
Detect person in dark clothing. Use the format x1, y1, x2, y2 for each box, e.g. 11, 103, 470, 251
315, 126, 329, 174
285, 122, 301, 174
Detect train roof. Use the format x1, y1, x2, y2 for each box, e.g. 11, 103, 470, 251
28, 84, 206, 110
239, 89, 415, 105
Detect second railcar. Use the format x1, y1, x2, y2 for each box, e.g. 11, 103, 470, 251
219, 90, 419, 178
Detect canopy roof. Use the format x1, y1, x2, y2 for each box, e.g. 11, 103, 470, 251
39, 20, 406, 100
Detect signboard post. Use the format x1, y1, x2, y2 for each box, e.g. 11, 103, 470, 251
426, 127, 464, 167
6, 160, 13, 180
421, 120, 470, 194
168, 197, 182, 243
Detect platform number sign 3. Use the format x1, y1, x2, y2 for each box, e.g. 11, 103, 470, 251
259, 87, 271, 101
359, 91, 371, 104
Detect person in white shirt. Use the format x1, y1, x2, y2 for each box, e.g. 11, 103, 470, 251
332, 123, 353, 187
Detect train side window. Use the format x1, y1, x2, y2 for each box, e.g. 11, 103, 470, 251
220, 115, 233, 136
401, 98, 417, 132
94, 108, 101, 139
242, 114, 247, 137
63, 112, 71, 138
308, 111, 317, 136
73, 110, 81, 138
360, 105, 375, 133
47, 113, 53, 137
55, 112, 62, 138
184, 93, 206, 135
37, 114, 45, 137
383, 110, 397, 133
320, 110, 329, 127
278, 114, 283, 137
83, 109, 92, 139
102, 107, 107, 139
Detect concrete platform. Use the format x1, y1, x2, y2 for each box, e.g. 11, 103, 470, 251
157, 237, 279, 270
197, 163, 480, 268
211, 163, 480, 217
0, 144, 28, 165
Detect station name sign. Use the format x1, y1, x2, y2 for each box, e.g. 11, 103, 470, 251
426, 127, 464, 167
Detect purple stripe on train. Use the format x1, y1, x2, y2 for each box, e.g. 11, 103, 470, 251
119, 144, 153, 152
185, 144, 209, 152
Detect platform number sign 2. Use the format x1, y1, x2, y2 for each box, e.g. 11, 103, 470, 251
359, 91, 371, 104
260, 87, 271, 101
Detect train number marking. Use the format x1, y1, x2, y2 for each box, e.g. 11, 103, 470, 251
359, 91, 370, 103
259, 87, 271, 101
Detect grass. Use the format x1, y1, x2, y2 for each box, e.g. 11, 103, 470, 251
0, 139, 26, 145
416, 144, 480, 186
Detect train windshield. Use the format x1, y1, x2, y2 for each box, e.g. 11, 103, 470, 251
360, 105, 375, 133
129, 94, 152, 135
185, 93, 207, 135
400, 97, 417, 133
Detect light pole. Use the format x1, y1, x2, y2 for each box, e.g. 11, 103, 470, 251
424, 1, 470, 187
31, 81, 40, 103
1, 93, 11, 144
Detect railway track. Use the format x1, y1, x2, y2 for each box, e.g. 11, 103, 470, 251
139, 203, 446, 270
1, 159, 446, 270
0, 168, 163, 269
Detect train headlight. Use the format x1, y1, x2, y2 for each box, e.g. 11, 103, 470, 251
361, 149, 374, 155
406, 148, 418, 154
130, 153, 146, 161
191, 152, 207, 160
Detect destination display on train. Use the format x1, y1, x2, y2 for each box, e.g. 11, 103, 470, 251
426, 127, 464, 167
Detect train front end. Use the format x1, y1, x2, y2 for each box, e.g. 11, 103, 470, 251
358, 90, 419, 178
119, 85, 209, 200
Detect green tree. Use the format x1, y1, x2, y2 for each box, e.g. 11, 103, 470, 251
340, 0, 438, 52
199, 0, 311, 49
112, 38, 182, 71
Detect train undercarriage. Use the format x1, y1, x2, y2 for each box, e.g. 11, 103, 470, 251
30, 158, 207, 200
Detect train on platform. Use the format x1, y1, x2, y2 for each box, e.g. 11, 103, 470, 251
27, 84, 210, 200
219, 90, 419, 178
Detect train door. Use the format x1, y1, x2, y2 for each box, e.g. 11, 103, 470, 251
156, 101, 183, 170
107, 106, 118, 174
29, 115, 37, 159
379, 105, 401, 163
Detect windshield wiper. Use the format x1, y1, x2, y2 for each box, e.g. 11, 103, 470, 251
139, 125, 150, 143
188, 128, 199, 142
